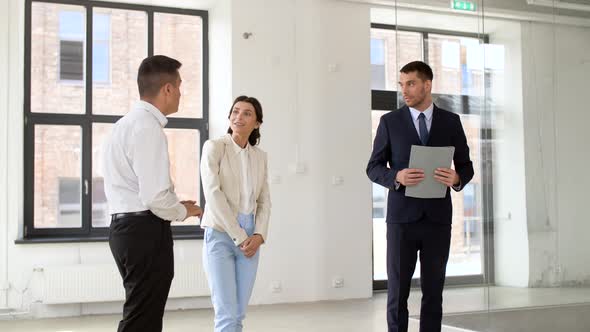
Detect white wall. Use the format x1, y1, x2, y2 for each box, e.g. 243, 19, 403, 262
2, 0, 27, 313
487, 20, 529, 288
0, 0, 11, 311
522, 21, 590, 287
0, 0, 373, 318
230, 0, 373, 303
553, 24, 590, 285
208, 0, 232, 138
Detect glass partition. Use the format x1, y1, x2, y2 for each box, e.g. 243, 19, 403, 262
371, 1, 590, 329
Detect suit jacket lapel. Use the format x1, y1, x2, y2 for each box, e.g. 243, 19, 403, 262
248, 148, 258, 196
224, 136, 242, 186
402, 106, 422, 145
427, 104, 440, 146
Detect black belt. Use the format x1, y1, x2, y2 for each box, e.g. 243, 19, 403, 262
111, 210, 154, 221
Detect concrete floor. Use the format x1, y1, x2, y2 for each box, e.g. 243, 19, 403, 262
443, 304, 590, 332
0, 293, 464, 332
1, 286, 590, 331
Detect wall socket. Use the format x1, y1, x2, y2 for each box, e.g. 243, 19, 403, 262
288, 163, 306, 174
271, 280, 282, 293
332, 277, 344, 288
270, 175, 282, 184
331, 176, 344, 186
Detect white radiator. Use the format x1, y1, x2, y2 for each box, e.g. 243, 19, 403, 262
41, 263, 210, 304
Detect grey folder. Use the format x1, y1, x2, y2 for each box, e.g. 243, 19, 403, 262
405, 145, 455, 199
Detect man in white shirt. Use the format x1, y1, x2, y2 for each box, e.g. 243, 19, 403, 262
102, 55, 202, 332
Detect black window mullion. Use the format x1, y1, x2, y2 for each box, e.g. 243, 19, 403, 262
81, 119, 92, 235
90, 114, 122, 123
423, 31, 429, 63
200, 9, 209, 218
148, 10, 154, 56
26, 113, 88, 124
165, 118, 207, 129
23, 0, 33, 238
202, 11, 209, 123
198, 126, 207, 214
86, 5, 93, 118
82, 5, 93, 234
23, 119, 35, 238
371, 90, 398, 111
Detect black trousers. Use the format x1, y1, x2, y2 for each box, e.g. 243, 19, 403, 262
386, 220, 451, 332
109, 213, 174, 332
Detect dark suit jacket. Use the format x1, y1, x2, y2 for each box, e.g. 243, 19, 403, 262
366, 104, 474, 224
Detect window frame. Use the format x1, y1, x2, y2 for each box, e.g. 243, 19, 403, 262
370, 23, 496, 289
23, 0, 209, 242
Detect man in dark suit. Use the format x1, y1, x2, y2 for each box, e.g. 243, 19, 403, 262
367, 61, 474, 332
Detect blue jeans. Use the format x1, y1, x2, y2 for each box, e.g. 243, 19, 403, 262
203, 213, 259, 332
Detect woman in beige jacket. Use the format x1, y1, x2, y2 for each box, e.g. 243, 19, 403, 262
200, 95, 271, 332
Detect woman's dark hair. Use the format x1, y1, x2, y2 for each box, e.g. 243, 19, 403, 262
227, 96, 263, 146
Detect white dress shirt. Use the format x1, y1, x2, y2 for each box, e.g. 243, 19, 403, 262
394, 104, 434, 190
395, 104, 461, 191
231, 138, 255, 214
408, 104, 461, 191
409, 103, 434, 137
102, 100, 187, 222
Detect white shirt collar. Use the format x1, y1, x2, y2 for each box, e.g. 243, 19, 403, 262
409, 103, 434, 122
230, 134, 250, 154
135, 100, 168, 127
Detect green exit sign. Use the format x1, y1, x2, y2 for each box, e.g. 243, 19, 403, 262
451, 1, 477, 12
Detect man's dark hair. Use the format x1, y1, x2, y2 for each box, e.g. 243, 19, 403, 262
137, 55, 182, 98
400, 61, 433, 81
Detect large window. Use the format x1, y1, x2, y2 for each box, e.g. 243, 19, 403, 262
370, 24, 495, 288
24, 0, 208, 241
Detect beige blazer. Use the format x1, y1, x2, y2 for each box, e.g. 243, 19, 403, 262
200, 134, 271, 246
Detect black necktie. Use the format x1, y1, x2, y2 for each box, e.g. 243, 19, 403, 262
418, 113, 429, 145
